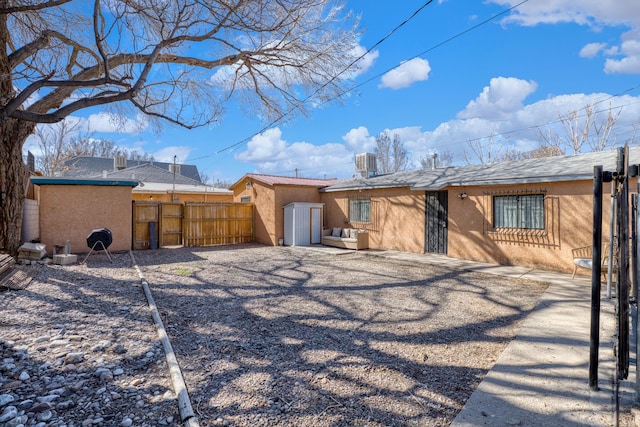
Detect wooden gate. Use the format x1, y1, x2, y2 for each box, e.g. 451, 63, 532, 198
425, 191, 448, 254
132, 202, 159, 250
160, 203, 183, 246
183, 203, 254, 246
133, 201, 254, 249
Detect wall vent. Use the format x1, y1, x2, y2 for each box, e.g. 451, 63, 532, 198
355, 153, 377, 178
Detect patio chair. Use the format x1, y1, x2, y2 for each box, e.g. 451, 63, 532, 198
571, 243, 615, 279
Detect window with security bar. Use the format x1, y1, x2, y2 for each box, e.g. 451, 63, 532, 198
349, 198, 371, 223
493, 194, 545, 230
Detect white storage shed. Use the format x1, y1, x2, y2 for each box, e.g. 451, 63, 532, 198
283, 202, 324, 246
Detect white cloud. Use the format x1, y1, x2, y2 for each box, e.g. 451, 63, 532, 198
580, 42, 607, 58
493, 0, 640, 27
235, 127, 356, 178
85, 112, 148, 134
489, 0, 640, 74
379, 58, 431, 90
373, 89, 640, 168
153, 146, 192, 163
604, 28, 640, 73
235, 128, 288, 163
342, 126, 376, 152
350, 45, 379, 77
457, 77, 538, 120
234, 79, 640, 178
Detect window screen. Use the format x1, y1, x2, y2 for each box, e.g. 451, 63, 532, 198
493, 194, 544, 229
349, 198, 371, 222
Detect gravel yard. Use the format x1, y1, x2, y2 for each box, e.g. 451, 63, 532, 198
0, 244, 548, 426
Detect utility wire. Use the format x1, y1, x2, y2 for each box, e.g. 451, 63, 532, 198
189, 0, 437, 160
195, 0, 530, 160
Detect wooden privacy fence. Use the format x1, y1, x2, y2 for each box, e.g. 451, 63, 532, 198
132, 202, 254, 249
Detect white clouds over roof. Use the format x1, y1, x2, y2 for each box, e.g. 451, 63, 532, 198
234, 76, 640, 178
379, 57, 431, 89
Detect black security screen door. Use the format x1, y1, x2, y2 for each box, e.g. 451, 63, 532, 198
425, 191, 448, 254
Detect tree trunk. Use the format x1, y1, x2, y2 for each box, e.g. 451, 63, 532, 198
0, 118, 35, 255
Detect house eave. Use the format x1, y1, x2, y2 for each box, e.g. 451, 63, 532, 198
31, 177, 139, 187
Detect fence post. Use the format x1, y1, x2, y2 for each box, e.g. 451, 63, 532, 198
590, 165, 604, 390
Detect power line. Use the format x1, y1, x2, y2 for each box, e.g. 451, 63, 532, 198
189, 0, 437, 160
196, 0, 530, 161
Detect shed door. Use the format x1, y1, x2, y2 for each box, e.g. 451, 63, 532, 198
425, 191, 448, 254
310, 207, 322, 244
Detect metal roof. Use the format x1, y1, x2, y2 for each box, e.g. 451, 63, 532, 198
231, 173, 337, 189
321, 147, 640, 192
61, 156, 202, 183
101, 163, 202, 185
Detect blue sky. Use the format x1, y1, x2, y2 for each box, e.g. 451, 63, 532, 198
24, 0, 640, 184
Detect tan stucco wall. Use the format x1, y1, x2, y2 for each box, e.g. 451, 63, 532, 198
320, 187, 425, 253
232, 177, 324, 245
38, 184, 133, 254
320, 180, 623, 274
132, 192, 233, 203
447, 180, 617, 274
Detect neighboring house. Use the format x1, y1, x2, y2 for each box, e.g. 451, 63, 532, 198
61, 156, 232, 203
29, 177, 139, 254
61, 156, 202, 182
103, 164, 232, 203
320, 148, 637, 274
230, 174, 336, 246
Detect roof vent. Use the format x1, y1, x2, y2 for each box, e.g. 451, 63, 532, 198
114, 155, 127, 170
169, 163, 181, 175
355, 153, 377, 178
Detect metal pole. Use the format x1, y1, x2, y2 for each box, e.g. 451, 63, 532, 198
608, 190, 616, 299
635, 190, 640, 402
590, 165, 604, 389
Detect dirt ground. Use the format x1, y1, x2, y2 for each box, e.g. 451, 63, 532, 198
129, 244, 548, 426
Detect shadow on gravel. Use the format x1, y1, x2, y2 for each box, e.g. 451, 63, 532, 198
0, 253, 178, 426
132, 244, 550, 427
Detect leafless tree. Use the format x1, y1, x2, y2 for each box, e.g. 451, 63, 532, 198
464, 131, 505, 165
375, 131, 391, 174
32, 119, 81, 176
375, 131, 409, 174
539, 103, 621, 155
33, 122, 154, 176
0, 0, 360, 253
420, 149, 453, 169
392, 134, 409, 172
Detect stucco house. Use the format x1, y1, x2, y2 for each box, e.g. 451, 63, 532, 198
319, 148, 637, 274
29, 177, 139, 254
230, 174, 336, 246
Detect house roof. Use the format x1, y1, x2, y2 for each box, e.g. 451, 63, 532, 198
231, 173, 337, 189
134, 182, 232, 195
61, 156, 202, 182
102, 164, 202, 185
322, 147, 640, 192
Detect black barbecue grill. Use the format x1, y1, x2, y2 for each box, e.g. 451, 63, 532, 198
83, 228, 113, 263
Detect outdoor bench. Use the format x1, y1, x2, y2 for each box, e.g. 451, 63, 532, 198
322, 228, 369, 250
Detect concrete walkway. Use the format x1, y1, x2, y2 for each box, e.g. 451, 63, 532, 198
302, 246, 635, 426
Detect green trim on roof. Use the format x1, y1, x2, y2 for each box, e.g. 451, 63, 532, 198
31, 177, 139, 187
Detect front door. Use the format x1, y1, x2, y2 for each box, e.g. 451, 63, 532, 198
425, 191, 448, 254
